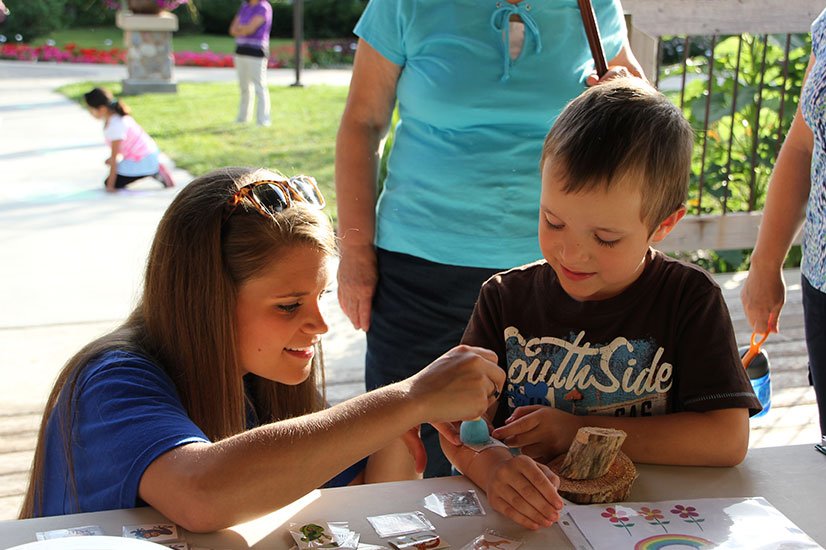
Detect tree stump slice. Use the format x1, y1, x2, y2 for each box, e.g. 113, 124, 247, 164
549, 450, 638, 504
558, 426, 627, 480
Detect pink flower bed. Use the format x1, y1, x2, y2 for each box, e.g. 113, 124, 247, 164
174, 50, 286, 69
1, 43, 126, 64
0, 43, 288, 68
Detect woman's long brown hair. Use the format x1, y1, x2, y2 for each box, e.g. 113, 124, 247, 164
19, 167, 334, 518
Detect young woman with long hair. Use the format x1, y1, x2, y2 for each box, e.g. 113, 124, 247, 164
20, 166, 503, 532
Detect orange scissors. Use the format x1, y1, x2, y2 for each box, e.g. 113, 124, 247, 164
742, 330, 769, 369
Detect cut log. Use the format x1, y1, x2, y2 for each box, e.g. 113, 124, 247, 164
549, 450, 638, 504
558, 427, 627, 480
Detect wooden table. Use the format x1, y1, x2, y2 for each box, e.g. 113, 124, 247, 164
2, 445, 824, 548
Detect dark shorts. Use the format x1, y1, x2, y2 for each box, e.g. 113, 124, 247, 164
366, 248, 500, 477
802, 274, 826, 436
106, 173, 156, 189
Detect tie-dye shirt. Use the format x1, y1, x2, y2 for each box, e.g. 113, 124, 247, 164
800, 8, 826, 292
463, 251, 761, 427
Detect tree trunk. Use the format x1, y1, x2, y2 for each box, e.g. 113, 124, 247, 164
558, 426, 627, 480
547, 426, 637, 504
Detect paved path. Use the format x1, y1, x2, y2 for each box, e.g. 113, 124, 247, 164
0, 60, 819, 521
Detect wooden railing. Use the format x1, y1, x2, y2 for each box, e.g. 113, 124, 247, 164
622, 0, 821, 252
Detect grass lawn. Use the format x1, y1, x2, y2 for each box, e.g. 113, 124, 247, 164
32, 28, 292, 54
60, 81, 348, 220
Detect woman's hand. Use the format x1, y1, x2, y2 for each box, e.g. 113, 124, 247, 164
492, 405, 583, 463
586, 41, 647, 86
586, 64, 642, 85
484, 454, 564, 530
336, 243, 377, 331
406, 345, 504, 425
741, 264, 784, 333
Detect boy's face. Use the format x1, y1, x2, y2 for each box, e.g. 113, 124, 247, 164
538, 162, 683, 302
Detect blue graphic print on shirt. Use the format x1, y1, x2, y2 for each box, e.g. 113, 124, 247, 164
504, 327, 671, 418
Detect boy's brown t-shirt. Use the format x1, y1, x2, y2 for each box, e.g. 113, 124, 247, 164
462, 250, 762, 427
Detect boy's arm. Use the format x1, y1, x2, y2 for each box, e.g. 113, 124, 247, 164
439, 429, 563, 530
493, 406, 749, 467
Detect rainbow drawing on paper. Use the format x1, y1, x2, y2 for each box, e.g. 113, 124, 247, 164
633, 533, 713, 549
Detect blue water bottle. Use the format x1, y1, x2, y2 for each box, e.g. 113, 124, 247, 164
739, 343, 771, 418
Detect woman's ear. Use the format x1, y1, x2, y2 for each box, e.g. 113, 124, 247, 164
650, 206, 686, 244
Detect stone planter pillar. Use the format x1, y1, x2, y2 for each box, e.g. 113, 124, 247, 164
116, 11, 178, 94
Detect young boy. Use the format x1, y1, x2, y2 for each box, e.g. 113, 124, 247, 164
441, 78, 762, 531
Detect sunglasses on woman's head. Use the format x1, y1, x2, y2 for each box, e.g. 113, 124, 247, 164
224, 176, 326, 222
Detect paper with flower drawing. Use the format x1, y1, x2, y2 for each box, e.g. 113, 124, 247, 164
558, 497, 822, 549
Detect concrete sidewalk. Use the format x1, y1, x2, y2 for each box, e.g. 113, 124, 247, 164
0, 59, 820, 521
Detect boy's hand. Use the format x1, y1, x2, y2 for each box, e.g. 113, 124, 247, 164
492, 405, 584, 463
484, 454, 564, 530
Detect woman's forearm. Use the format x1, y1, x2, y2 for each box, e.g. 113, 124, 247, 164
335, 116, 381, 248
750, 115, 812, 270
143, 382, 424, 531
140, 345, 504, 531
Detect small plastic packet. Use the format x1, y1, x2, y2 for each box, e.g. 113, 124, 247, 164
387, 531, 448, 549
289, 520, 360, 549
459, 530, 522, 550
366, 511, 435, 538
423, 490, 485, 517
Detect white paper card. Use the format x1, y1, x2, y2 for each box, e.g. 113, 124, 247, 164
561, 497, 821, 549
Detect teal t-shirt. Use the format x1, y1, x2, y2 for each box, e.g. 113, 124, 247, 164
355, 0, 626, 269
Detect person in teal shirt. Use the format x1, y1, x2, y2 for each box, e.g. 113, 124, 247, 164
335, 0, 645, 477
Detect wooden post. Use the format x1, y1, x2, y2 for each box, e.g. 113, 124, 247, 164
291, 0, 304, 87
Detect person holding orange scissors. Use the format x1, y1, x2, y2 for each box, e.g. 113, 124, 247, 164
741, 7, 826, 454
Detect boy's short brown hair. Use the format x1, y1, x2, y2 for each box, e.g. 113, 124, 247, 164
540, 78, 694, 232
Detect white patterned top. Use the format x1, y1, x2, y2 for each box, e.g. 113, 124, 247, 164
800, 7, 826, 292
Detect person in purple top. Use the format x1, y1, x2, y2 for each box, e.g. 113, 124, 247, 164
230, 0, 273, 126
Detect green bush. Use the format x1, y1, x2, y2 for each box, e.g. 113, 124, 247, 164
191, 0, 365, 40
662, 33, 809, 217
193, 0, 241, 35
657, 34, 810, 272
305, 0, 365, 38
272, 0, 366, 39
64, 0, 116, 26
1, 0, 68, 42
